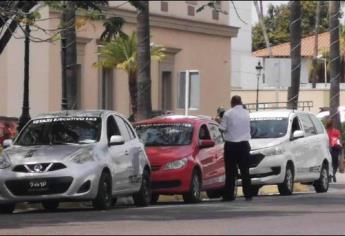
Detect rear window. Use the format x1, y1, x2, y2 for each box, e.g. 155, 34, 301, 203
135, 123, 193, 146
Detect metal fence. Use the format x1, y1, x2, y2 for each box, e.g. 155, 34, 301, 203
244, 101, 314, 112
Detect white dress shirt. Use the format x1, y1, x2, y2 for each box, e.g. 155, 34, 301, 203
219, 105, 251, 142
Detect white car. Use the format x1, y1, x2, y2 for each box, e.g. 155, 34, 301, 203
0, 110, 151, 213
248, 110, 332, 196
316, 106, 345, 123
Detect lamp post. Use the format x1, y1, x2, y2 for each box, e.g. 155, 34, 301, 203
255, 61, 263, 111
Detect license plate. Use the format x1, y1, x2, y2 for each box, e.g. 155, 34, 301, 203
28, 180, 48, 189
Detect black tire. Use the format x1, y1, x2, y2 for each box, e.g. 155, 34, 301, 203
251, 186, 261, 196
151, 194, 159, 204
133, 169, 151, 207
206, 190, 222, 199
314, 163, 329, 193
0, 204, 15, 214
42, 201, 59, 211
278, 164, 294, 196
183, 170, 202, 203
92, 172, 112, 210
111, 197, 118, 206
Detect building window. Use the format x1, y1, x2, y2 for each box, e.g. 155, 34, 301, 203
178, 70, 200, 109
161, 1, 168, 12
100, 68, 114, 110
212, 10, 219, 20
187, 5, 195, 16
185, 1, 198, 5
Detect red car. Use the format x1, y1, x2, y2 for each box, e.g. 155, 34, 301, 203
135, 115, 227, 203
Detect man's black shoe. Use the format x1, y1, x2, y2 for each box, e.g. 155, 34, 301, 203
245, 197, 252, 201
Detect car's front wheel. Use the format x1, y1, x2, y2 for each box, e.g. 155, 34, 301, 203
206, 190, 222, 199
183, 170, 202, 203
251, 186, 261, 196
42, 201, 59, 211
0, 204, 15, 214
92, 171, 112, 210
278, 164, 294, 196
314, 163, 329, 193
133, 169, 151, 207
151, 194, 160, 204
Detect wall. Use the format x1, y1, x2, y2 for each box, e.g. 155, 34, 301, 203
231, 88, 345, 114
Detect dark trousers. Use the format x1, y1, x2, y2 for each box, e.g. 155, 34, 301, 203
330, 147, 341, 176
224, 141, 252, 199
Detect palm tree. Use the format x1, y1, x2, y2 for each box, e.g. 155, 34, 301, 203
287, 1, 302, 110
329, 1, 341, 130
95, 32, 165, 118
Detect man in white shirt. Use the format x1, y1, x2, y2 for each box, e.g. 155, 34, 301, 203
220, 95, 253, 201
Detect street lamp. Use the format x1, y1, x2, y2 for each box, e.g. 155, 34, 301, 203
255, 61, 263, 111
317, 54, 327, 87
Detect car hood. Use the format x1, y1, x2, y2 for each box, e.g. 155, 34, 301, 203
3, 145, 92, 164
145, 146, 193, 165
249, 138, 285, 151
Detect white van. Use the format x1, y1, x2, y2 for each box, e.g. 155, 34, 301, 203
248, 110, 332, 196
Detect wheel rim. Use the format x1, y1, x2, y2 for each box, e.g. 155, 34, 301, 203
142, 175, 151, 203
192, 175, 200, 199
286, 169, 293, 191
103, 180, 111, 204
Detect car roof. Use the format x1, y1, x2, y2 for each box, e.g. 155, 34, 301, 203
34, 110, 123, 119
250, 109, 317, 119
134, 115, 214, 125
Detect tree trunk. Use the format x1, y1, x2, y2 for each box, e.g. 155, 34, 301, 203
287, 1, 302, 110
18, 23, 31, 132
61, 1, 78, 110
329, 1, 341, 130
311, 1, 320, 89
128, 72, 138, 118
136, 0, 152, 120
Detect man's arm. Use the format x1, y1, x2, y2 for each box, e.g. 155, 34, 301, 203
219, 113, 227, 132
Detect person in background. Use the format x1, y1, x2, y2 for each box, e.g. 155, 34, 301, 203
214, 107, 225, 124
326, 119, 342, 182
219, 95, 253, 201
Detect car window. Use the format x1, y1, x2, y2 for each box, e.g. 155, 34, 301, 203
291, 117, 301, 134
107, 116, 121, 142
250, 117, 288, 139
124, 119, 137, 140
309, 114, 325, 134
208, 123, 224, 144
199, 124, 211, 140
115, 116, 131, 142
298, 114, 317, 136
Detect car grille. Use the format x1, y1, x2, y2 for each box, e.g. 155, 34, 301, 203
12, 163, 67, 173
249, 154, 265, 168
5, 177, 73, 196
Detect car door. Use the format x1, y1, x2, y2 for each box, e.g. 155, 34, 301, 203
297, 113, 319, 180
207, 122, 226, 188
106, 115, 128, 191
197, 123, 217, 187
115, 116, 142, 190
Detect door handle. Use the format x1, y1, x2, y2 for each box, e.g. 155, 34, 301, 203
125, 150, 129, 156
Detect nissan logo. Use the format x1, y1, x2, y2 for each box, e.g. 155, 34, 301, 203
33, 164, 43, 173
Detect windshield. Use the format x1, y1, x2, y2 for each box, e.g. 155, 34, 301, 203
15, 117, 102, 146
135, 123, 194, 146
250, 117, 288, 139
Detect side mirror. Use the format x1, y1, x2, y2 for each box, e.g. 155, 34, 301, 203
2, 139, 13, 149
292, 130, 304, 140
199, 139, 215, 149
109, 135, 125, 146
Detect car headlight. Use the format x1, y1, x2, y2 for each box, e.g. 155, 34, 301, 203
164, 158, 188, 170
261, 147, 285, 156
70, 150, 94, 164
0, 153, 11, 169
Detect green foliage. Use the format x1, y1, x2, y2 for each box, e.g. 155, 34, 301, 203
252, 1, 330, 51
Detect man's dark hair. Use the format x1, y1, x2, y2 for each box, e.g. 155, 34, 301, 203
231, 95, 242, 107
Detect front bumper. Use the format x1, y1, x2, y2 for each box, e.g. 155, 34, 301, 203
0, 162, 101, 204
151, 162, 194, 194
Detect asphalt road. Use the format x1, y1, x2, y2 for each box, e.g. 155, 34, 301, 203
1, 178, 345, 235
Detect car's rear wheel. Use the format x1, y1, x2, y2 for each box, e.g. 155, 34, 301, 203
0, 204, 15, 214
42, 201, 59, 211
183, 170, 202, 203
278, 164, 294, 196
133, 169, 151, 207
151, 194, 160, 204
314, 163, 329, 193
92, 171, 112, 210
